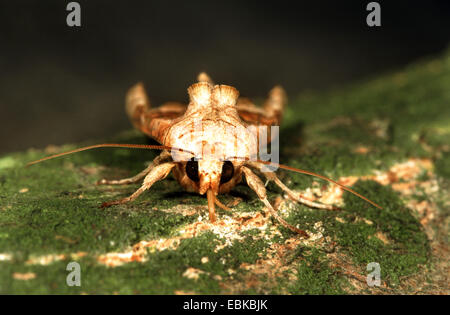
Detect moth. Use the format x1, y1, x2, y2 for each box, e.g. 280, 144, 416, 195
28, 73, 381, 238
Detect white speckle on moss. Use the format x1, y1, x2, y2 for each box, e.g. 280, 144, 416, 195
13, 272, 36, 280
0, 253, 12, 261
182, 267, 205, 280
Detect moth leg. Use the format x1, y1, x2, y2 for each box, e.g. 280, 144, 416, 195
247, 161, 340, 211
97, 164, 151, 186
242, 166, 308, 238
100, 162, 175, 208
214, 196, 232, 212
96, 151, 171, 185
270, 173, 340, 210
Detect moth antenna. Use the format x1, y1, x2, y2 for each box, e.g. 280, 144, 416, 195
26, 143, 194, 167
260, 160, 382, 209
229, 156, 382, 209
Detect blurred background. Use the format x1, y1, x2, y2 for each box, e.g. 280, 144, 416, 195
1, 0, 449, 154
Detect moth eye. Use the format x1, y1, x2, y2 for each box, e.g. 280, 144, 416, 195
186, 158, 200, 182
220, 161, 234, 184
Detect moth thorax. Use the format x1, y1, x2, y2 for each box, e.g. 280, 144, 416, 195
211, 85, 239, 108
187, 82, 211, 107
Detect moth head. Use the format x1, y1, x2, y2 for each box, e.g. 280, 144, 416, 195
183, 157, 240, 195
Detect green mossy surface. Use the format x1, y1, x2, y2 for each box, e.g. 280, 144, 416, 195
1, 50, 449, 294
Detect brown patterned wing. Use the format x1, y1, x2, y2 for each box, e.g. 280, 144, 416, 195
125, 83, 187, 143
236, 85, 287, 144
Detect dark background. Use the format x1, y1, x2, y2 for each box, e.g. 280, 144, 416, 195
1, 0, 449, 154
